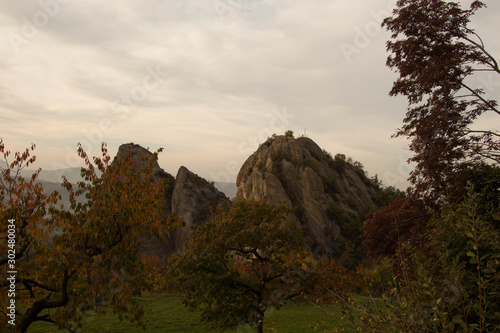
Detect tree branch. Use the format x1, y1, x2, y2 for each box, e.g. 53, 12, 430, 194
225, 247, 267, 262
466, 130, 500, 137
19, 270, 73, 332
263, 273, 284, 284
460, 82, 500, 115
20, 278, 59, 293
0, 239, 31, 266
462, 33, 500, 74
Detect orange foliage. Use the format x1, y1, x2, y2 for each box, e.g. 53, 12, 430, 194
0, 140, 179, 332
310, 257, 363, 304
139, 254, 169, 293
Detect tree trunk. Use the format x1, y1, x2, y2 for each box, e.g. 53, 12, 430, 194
253, 302, 265, 333
254, 324, 263, 333
18, 270, 71, 332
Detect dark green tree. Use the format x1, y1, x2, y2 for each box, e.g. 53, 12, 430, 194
169, 200, 313, 333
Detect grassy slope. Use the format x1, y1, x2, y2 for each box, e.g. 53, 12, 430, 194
28, 293, 345, 332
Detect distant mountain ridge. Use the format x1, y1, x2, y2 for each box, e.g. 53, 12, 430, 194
21, 168, 237, 200
20, 167, 84, 184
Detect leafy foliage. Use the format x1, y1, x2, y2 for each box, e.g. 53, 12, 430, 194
371, 184, 405, 208
0, 141, 179, 332
362, 197, 428, 265
307, 257, 363, 304
423, 185, 500, 331
343, 188, 500, 332
383, 0, 499, 203
352, 1, 500, 331
168, 200, 313, 333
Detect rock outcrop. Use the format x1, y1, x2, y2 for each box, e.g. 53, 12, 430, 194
171, 166, 231, 251
236, 135, 380, 257
115, 143, 229, 257
114, 143, 177, 257
114, 139, 385, 260
114, 143, 176, 211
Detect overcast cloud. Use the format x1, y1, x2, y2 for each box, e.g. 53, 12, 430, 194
1, 0, 499, 189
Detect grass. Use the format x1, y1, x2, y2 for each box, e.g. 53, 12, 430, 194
27, 293, 347, 333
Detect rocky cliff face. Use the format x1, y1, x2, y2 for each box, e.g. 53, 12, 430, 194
114, 143, 177, 257
115, 143, 229, 257
171, 166, 231, 251
115, 139, 385, 260
114, 143, 176, 212
236, 135, 380, 258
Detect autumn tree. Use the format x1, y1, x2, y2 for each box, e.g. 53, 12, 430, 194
362, 0, 499, 270
168, 200, 313, 333
0, 141, 60, 331
0, 141, 179, 332
350, 2, 500, 330
335, 2, 500, 330
306, 257, 363, 304
362, 197, 428, 273
383, 0, 499, 203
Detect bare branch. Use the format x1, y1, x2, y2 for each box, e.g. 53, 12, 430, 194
460, 82, 500, 115
466, 130, 500, 138
462, 34, 500, 74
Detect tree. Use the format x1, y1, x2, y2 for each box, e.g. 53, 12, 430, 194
0, 141, 179, 332
0, 141, 60, 330
422, 183, 500, 331
362, 197, 428, 274
348, 185, 500, 332
168, 200, 313, 333
307, 257, 363, 304
383, 0, 499, 203
339, 2, 500, 330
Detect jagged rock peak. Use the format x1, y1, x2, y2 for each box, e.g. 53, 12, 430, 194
171, 166, 231, 251
114, 143, 176, 257
113, 144, 232, 255
114, 142, 156, 162
236, 135, 379, 258
114, 143, 169, 179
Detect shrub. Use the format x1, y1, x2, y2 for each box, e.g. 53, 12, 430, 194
337, 187, 500, 332
330, 154, 347, 173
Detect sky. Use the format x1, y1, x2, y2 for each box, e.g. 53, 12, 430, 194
1, 0, 499, 190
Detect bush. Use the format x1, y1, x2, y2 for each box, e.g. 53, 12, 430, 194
338, 187, 500, 332
330, 154, 347, 173
302, 157, 320, 173
356, 260, 394, 296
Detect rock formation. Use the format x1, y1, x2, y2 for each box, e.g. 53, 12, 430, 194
113, 140, 387, 260
171, 166, 231, 251
113, 143, 177, 257
115, 143, 229, 257
236, 135, 380, 258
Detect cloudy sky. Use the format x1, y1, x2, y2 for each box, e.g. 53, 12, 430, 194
1, 0, 499, 189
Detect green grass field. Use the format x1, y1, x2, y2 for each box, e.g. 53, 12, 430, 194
27, 293, 346, 332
